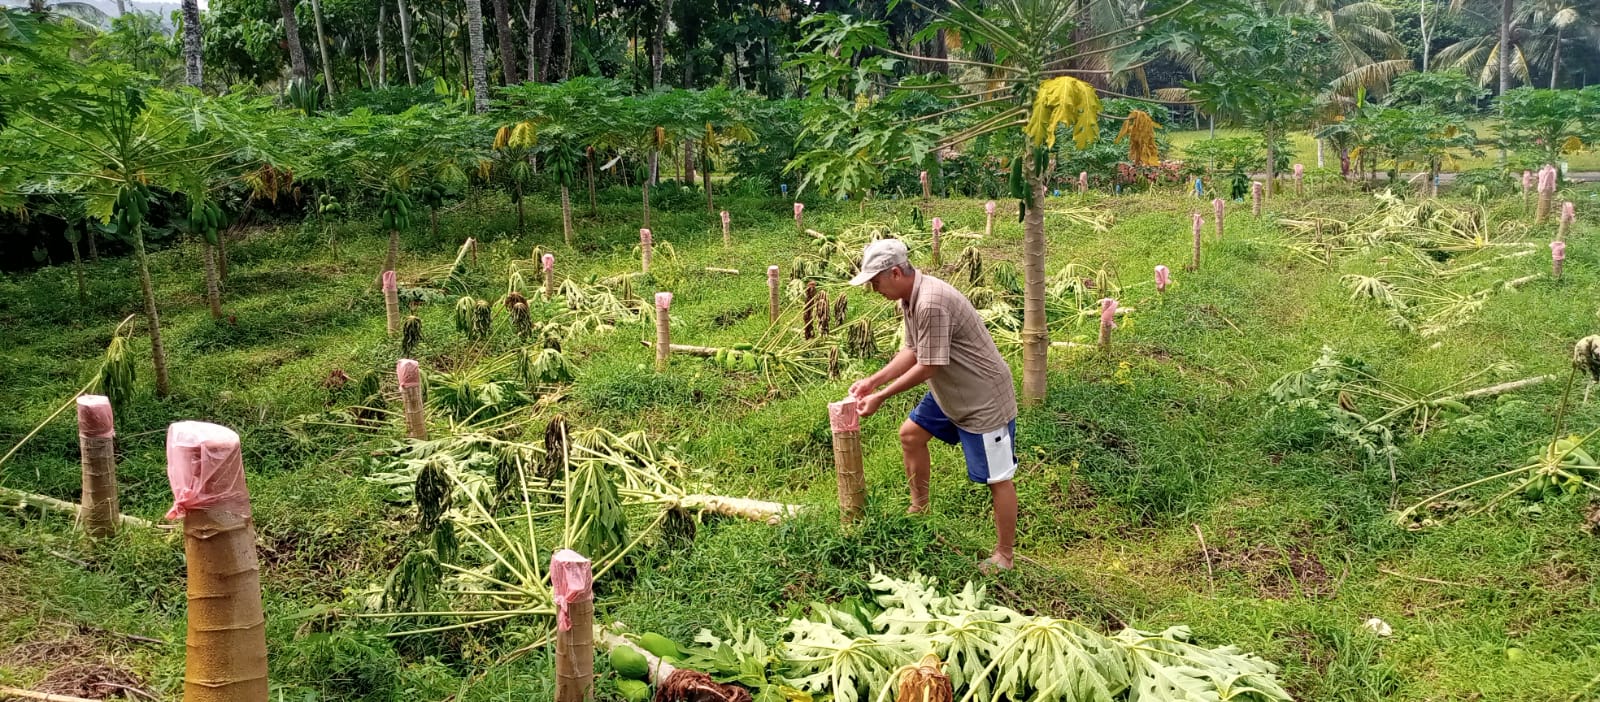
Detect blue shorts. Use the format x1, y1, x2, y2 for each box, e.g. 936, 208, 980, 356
907, 393, 1018, 485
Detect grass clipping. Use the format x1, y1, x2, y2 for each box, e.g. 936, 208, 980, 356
1024, 77, 1100, 149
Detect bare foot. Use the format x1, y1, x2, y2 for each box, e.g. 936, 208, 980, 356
978, 554, 1013, 574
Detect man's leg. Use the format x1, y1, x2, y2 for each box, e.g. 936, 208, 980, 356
898, 419, 932, 513
987, 479, 1017, 569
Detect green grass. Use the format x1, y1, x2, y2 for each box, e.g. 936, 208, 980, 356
1169, 121, 1600, 173
2, 179, 1598, 700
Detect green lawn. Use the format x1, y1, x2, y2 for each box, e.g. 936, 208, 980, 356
1, 182, 1597, 700
1169, 121, 1600, 172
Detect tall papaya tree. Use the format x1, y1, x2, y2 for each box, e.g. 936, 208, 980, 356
497, 78, 624, 246
0, 67, 276, 398
790, 1, 1212, 405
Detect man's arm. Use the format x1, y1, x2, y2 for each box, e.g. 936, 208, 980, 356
858, 362, 939, 417
849, 348, 918, 400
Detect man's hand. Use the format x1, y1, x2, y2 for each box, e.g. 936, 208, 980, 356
848, 377, 878, 401
858, 392, 886, 418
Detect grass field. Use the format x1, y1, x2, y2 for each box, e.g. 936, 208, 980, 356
1169, 121, 1600, 173
2, 180, 1598, 700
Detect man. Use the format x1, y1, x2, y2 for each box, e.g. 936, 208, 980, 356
847, 239, 1019, 572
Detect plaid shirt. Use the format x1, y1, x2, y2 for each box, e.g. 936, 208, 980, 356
901, 272, 1017, 433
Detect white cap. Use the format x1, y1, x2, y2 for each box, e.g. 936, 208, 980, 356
849, 239, 910, 286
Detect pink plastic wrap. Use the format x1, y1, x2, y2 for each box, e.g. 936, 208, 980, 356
542, 253, 554, 271
1078, 172, 1088, 190
1192, 213, 1203, 236
1562, 202, 1576, 223
828, 396, 859, 432
1154, 265, 1170, 293
1523, 170, 1534, 192
1293, 164, 1304, 179
1212, 198, 1224, 218
639, 228, 652, 244
77, 395, 114, 439
381, 270, 397, 293
1252, 181, 1262, 196
397, 358, 421, 389
1099, 298, 1118, 328
655, 292, 673, 310
767, 265, 779, 282
919, 171, 929, 186
985, 201, 996, 215
931, 217, 943, 234
165, 421, 249, 520
549, 549, 593, 631
794, 202, 804, 220
1539, 166, 1557, 194
1552, 241, 1567, 261
721, 210, 730, 226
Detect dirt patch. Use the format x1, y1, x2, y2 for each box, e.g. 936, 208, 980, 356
34, 663, 149, 700
1585, 500, 1600, 536
712, 304, 756, 329
1185, 530, 1337, 599
1053, 412, 1137, 462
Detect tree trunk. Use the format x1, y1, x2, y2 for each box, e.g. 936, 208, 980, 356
683, 139, 694, 186
516, 181, 525, 232
535, 0, 554, 81
77, 396, 117, 539
556, 0, 571, 79
310, 0, 335, 94
1550, 28, 1561, 89
377, 3, 387, 86
203, 243, 222, 319
397, 0, 417, 85
466, 0, 490, 112
386, 229, 399, 273
703, 161, 713, 212
66, 238, 86, 304
132, 233, 171, 398
1499, 0, 1512, 162
1021, 168, 1048, 405
182, 0, 203, 87
642, 178, 651, 228
86, 227, 98, 262
491, 0, 517, 85
561, 185, 573, 246
278, 0, 309, 80
587, 149, 597, 216
1264, 137, 1277, 198
651, 0, 672, 87
1420, 0, 1430, 72
534, 0, 547, 79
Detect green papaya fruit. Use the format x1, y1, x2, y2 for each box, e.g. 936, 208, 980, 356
616, 679, 651, 702
609, 646, 649, 681
636, 633, 680, 660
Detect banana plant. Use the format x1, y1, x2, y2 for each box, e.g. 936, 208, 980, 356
789, 0, 1215, 406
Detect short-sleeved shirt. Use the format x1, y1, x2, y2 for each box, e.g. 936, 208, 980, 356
901, 271, 1018, 434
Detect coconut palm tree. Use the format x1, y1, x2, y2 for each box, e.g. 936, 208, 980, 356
181, 0, 201, 87
397, 0, 417, 85
466, 0, 490, 112
1435, 0, 1593, 90
1285, 0, 1413, 95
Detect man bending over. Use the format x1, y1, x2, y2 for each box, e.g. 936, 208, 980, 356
847, 239, 1019, 572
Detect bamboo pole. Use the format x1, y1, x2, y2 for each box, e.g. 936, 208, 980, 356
1558, 202, 1574, 242
654, 293, 672, 372
984, 201, 995, 238
793, 202, 804, 234
1212, 198, 1224, 240
828, 397, 866, 523
1097, 298, 1117, 352
705, 267, 740, 274
1189, 213, 1203, 271
76, 395, 118, 539
920, 170, 931, 201
720, 210, 730, 247
930, 217, 943, 268
382, 270, 400, 337
164, 422, 268, 702
551, 549, 594, 702
397, 359, 427, 440
1522, 170, 1533, 211
542, 254, 556, 300
1552, 241, 1566, 280
1078, 171, 1087, 193
0, 686, 108, 702
1293, 163, 1304, 197
639, 228, 652, 274
1251, 181, 1262, 218
767, 266, 780, 324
